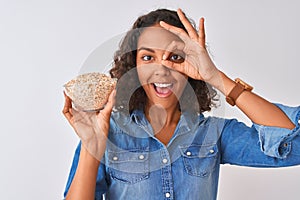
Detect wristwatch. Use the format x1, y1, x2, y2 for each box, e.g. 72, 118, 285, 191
226, 78, 253, 106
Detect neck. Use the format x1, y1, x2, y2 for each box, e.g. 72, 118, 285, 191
145, 102, 181, 134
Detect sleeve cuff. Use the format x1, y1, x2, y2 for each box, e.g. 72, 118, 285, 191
253, 103, 300, 159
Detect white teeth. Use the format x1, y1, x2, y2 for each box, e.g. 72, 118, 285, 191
153, 83, 172, 88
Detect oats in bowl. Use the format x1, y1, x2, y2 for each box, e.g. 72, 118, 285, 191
64, 72, 117, 111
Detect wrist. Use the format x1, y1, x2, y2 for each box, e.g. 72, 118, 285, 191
208, 70, 235, 95
79, 144, 101, 167
225, 78, 254, 106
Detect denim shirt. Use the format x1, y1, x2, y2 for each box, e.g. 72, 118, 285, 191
64, 103, 300, 200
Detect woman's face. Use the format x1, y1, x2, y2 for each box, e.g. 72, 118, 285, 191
136, 25, 188, 110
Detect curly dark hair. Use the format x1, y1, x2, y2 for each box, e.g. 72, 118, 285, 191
110, 8, 217, 114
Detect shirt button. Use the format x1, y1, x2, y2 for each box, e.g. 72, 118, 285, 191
112, 156, 118, 161
165, 192, 171, 198
186, 151, 192, 156
162, 158, 168, 164
209, 149, 215, 154
139, 155, 145, 160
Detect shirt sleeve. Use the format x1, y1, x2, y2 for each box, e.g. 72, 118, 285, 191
253, 103, 300, 159
63, 142, 108, 200
221, 103, 300, 167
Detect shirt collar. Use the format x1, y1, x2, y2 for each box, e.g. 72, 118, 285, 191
129, 109, 204, 135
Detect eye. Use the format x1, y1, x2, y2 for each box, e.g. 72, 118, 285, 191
169, 54, 184, 63
142, 55, 153, 61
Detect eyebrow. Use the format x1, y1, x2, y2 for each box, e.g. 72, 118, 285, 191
137, 47, 155, 53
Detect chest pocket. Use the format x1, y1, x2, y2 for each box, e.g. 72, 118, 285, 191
107, 150, 150, 184
179, 144, 219, 177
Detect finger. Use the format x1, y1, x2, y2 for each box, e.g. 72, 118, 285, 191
177, 8, 198, 40
62, 92, 73, 121
161, 59, 185, 74
69, 108, 73, 116
162, 40, 185, 61
159, 21, 191, 44
72, 109, 93, 124
70, 108, 81, 123
163, 58, 202, 80
198, 17, 206, 47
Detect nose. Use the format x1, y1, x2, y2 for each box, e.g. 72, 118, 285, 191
154, 64, 170, 76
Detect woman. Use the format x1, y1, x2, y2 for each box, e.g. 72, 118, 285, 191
63, 8, 300, 200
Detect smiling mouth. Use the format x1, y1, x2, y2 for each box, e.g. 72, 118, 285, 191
152, 83, 173, 97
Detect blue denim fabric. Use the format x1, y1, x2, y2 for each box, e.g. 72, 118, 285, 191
64, 103, 300, 200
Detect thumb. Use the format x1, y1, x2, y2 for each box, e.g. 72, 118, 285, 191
100, 89, 116, 117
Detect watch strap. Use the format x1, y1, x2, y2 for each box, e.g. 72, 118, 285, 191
226, 82, 246, 106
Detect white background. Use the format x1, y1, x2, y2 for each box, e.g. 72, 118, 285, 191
0, 0, 299, 199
